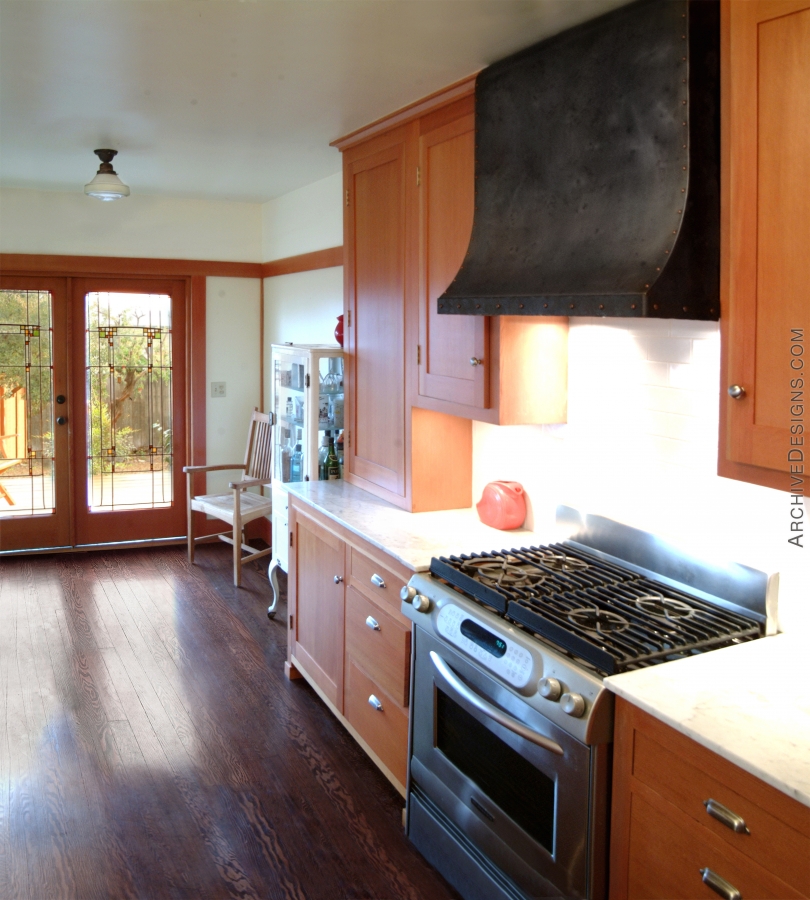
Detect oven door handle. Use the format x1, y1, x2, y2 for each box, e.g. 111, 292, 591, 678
429, 651, 564, 757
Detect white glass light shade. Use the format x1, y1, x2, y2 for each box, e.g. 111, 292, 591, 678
84, 171, 130, 201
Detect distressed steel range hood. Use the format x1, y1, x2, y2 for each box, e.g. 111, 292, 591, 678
439, 0, 720, 320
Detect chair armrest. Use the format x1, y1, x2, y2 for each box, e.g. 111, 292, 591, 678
229, 477, 272, 490
183, 463, 246, 474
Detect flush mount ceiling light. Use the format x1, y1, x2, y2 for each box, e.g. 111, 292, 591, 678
84, 149, 130, 201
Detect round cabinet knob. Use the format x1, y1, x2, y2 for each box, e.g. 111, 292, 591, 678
56, 395, 66, 405
470, 357, 483, 367
539, 677, 562, 701
333, 575, 343, 584
412, 594, 431, 613
401, 585, 417, 602
728, 384, 746, 400
560, 692, 586, 718
56, 416, 67, 426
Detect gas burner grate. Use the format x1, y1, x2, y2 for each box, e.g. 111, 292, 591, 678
430, 543, 763, 675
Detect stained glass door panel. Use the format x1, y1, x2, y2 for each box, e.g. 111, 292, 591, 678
85, 291, 173, 511
0, 278, 70, 551
72, 278, 186, 546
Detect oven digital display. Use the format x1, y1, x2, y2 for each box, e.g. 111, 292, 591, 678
460, 619, 507, 658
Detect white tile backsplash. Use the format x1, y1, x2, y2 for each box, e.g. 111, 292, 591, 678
473, 318, 808, 633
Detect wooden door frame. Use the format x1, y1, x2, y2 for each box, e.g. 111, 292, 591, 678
70, 275, 188, 545
0, 256, 209, 551
0, 275, 72, 550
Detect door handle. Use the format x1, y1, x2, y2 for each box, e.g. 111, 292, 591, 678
429, 651, 564, 756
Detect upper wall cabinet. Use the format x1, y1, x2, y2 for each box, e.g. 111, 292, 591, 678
339, 116, 472, 513
721, 0, 810, 491
333, 78, 569, 512
413, 93, 568, 426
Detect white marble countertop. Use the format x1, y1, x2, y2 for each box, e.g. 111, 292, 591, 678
284, 479, 556, 571
605, 632, 810, 808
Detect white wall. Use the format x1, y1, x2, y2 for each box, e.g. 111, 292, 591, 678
206, 277, 262, 493
261, 173, 344, 405
474, 319, 809, 633
262, 267, 343, 403
261, 172, 342, 262
0, 187, 263, 262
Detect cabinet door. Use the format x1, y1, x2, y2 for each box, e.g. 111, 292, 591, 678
345, 138, 409, 499
724, 0, 810, 483
290, 508, 345, 710
418, 109, 488, 409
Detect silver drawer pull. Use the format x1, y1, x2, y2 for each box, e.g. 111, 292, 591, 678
370, 573, 386, 588
704, 799, 750, 834
699, 868, 741, 900
368, 694, 383, 712
365, 616, 381, 631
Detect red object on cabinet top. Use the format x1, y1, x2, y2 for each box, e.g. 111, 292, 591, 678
476, 481, 526, 530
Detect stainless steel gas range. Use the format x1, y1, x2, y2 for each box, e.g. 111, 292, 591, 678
401, 507, 776, 900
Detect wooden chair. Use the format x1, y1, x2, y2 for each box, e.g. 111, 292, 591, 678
183, 408, 273, 587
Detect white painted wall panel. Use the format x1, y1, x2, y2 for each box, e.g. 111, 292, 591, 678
0, 187, 263, 262
262, 267, 343, 405
206, 276, 262, 494
261, 172, 342, 262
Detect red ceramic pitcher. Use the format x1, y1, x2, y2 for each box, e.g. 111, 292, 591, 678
476, 481, 526, 530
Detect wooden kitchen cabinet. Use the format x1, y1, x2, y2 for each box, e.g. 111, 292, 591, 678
286, 496, 413, 795
609, 697, 810, 899
333, 78, 569, 512
720, 0, 810, 491
415, 96, 568, 427
287, 505, 345, 710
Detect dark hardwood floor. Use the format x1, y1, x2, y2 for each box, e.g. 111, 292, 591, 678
0, 544, 461, 900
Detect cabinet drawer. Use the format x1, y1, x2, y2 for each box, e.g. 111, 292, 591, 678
632, 727, 810, 892
345, 587, 410, 706
627, 785, 803, 900
348, 547, 407, 616
344, 658, 409, 787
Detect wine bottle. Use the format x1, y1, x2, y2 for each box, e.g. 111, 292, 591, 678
326, 436, 340, 481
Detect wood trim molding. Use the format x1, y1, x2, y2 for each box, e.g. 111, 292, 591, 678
330, 73, 478, 151
261, 246, 343, 278
0, 253, 263, 279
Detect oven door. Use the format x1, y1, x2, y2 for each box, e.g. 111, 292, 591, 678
409, 627, 592, 900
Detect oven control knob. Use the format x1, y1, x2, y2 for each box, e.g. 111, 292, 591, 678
560, 692, 586, 718
400, 585, 417, 603
539, 677, 562, 701
411, 594, 432, 613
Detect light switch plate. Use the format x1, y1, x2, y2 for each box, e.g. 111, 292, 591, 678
211, 382, 226, 397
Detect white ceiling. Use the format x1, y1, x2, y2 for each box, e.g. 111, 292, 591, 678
0, 0, 629, 204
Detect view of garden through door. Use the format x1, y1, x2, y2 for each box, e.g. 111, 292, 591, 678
0, 274, 187, 551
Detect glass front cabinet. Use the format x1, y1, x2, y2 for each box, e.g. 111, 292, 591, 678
269, 343, 344, 608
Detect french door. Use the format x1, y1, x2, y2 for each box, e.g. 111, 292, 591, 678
0, 275, 187, 552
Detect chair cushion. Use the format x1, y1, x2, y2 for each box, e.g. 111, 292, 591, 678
191, 491, 272, 526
